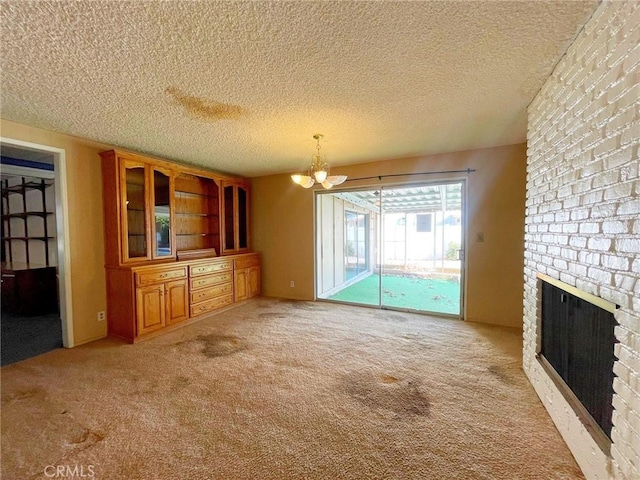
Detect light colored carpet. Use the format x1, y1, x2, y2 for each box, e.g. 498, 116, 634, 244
1, 298, 583, 480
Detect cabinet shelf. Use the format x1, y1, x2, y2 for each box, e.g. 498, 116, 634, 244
175, 191, 215, 199
2, 236, 54, 242
175, 212, 217, 217
177, 233, 217, 237
3, 211, 54, 219
1, 179, 53, 196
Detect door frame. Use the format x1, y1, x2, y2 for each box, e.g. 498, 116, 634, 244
314, 178, 468, 320
1, 137, 74, 347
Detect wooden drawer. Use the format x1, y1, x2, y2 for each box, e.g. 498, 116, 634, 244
235, 254, 260, 269
190, 271, 233, 290
190, 293, 233, 317
190, 282, 233, 303
135, 267, 187, 287
190, 260, 232, 276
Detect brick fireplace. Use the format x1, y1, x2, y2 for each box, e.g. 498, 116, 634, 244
523, 1, 639, 479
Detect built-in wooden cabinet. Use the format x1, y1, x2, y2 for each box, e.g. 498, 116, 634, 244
234, 253, 261, 301
101, 149, 259, 343
134, 264, 189, 335
135, 279, 189, 335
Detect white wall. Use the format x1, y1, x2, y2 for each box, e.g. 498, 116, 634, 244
524, 2, 639, 479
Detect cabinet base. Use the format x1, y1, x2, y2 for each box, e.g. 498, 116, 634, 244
111, 296, 260, 344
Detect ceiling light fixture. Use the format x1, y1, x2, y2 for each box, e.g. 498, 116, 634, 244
291, 134, 347, 189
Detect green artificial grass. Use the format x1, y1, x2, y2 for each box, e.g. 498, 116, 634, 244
327, 274, 460, 315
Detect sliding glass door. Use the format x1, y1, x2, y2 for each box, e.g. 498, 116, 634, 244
316, 181, 464, 318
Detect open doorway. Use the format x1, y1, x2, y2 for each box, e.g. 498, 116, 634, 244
1, 139, 73, 365
316, 181, 465, 317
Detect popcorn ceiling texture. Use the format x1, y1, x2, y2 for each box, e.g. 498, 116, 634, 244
0, 0, 597, 176
524, 1, 640, 479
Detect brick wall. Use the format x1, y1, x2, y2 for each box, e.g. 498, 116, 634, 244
524, 1, 639, 479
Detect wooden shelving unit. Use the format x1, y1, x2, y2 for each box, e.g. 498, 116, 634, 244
174, 173, 220, 256
100, 149, 259, 342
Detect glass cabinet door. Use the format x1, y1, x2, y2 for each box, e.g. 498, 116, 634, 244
153, 169, 173, 258
124, 165, 148, 260
221, 181, 250, 254
237, 184, 248, 250
223, 184, 235, 252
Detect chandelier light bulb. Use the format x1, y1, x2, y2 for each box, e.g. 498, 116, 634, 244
314, 170, 328, 183
291, 134, 347, 189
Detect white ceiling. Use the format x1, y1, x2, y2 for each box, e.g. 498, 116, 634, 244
0, 1, 598, 178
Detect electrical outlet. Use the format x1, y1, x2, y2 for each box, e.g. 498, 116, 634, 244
290, 281, 295, 288
97, 311, 106, 321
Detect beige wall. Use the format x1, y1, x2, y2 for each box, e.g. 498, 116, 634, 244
252, 143, 527, 328
1, 119, 527, 341
2, 119, 108, 345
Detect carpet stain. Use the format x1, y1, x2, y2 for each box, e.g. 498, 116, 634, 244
487, 364, 517, 384
130, 376, 159, 395
69, 427, 104, 446
286, 301, 329, 312
171, 375, 191, 392
259, 312, 287, 320
383, 313, 408, 322
1, 387, 43, 403
196, 334, 246, 358
344, 373, 430, 417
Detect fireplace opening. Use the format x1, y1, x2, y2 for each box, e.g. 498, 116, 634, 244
537, 274, 619, 448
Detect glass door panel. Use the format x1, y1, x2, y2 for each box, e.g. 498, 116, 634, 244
124, 166, 147, 259
153, 169, 172, 257
315, 190, 380, 307
380, 183, 463, 316
345, 211, 368, 280
223, 185, 235, 251
238, 185, 248, 250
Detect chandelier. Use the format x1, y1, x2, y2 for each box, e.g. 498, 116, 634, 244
291, 134, 347, 189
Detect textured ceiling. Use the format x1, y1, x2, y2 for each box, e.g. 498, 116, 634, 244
1, 0, 599, 177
